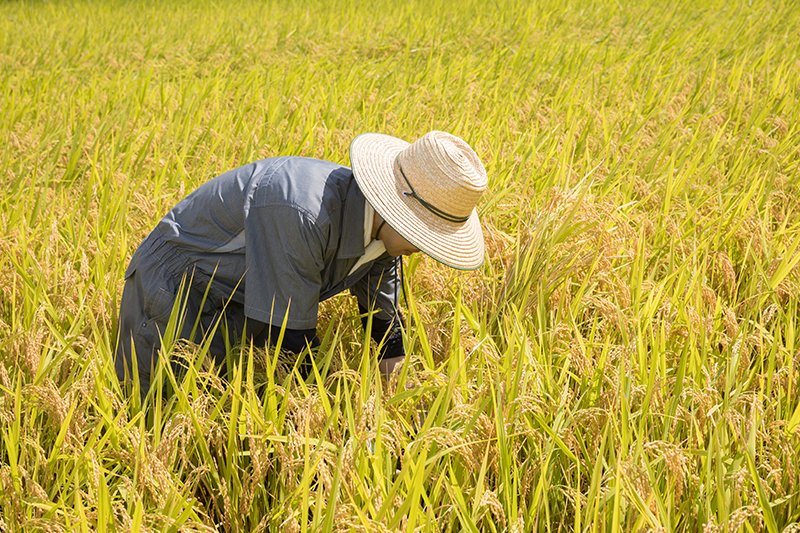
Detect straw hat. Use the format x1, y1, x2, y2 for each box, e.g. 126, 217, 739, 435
350, 131, 488, 270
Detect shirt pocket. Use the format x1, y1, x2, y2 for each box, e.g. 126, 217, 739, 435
142, 273, 178, 324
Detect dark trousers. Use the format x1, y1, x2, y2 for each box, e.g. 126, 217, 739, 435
114, 239, 246, 399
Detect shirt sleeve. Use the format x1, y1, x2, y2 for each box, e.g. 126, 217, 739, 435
248, 318, 321, 355
349, 253, 400, 322
243, 204, 326, 330
357, 302, 405, 360
350, 254, 405, 359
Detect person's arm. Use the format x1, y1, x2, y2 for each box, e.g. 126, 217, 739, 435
351, 254, 406, 376
358, 302, 405, 377
247, 319, 320, 354
358, 302, 404, 356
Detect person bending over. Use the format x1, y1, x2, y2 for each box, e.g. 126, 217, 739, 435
115, 130, 488, 396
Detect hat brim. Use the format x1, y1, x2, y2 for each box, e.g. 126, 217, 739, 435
350, 132, 485, 270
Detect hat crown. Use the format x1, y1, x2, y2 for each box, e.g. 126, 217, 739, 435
396, 131, 487, 222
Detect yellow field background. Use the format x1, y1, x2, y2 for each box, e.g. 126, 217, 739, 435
1, 0, 799, 531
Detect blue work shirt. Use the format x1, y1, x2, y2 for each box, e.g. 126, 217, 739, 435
141, 156, 399, 330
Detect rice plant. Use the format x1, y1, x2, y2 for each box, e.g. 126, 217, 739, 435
1, 0, 799, 531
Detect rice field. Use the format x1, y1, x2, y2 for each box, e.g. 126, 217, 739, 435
1, 0, 799, 530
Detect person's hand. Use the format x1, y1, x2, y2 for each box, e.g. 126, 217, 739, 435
378, 355, 404, 378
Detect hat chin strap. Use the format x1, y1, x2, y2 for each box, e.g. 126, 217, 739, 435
375, 219, 387, 240
396, 157, 470, 224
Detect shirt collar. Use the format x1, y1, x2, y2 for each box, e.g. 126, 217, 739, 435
363, 200, 375, 247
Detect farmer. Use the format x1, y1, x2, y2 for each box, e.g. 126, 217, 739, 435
114, 131, 488, 396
